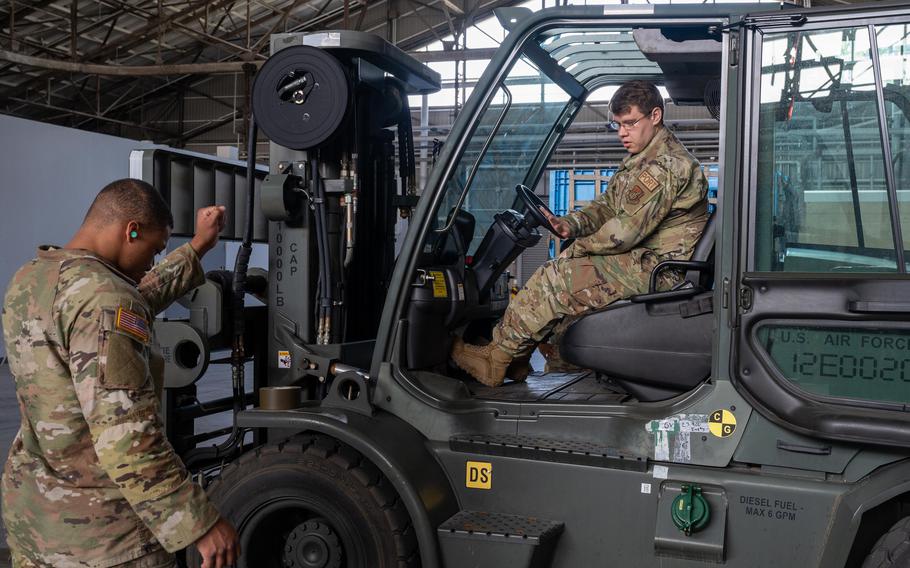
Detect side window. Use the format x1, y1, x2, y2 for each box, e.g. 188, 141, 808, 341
876, 23, 910, 262
754, 27, 899, 272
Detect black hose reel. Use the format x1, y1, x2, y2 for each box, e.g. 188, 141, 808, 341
252, 45, 350, 150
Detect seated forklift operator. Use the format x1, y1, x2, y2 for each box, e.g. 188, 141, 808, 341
451, 80, 710, 387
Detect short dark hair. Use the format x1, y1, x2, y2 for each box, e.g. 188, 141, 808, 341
84, 178, 174, 230
610, 80, 664, 119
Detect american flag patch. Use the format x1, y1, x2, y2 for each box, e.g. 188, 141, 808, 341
116, 307, 150, 343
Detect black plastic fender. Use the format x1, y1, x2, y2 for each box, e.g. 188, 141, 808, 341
236, 407, 458, 568
820, 458, 910, 566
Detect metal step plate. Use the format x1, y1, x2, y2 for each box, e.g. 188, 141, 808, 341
438, 510, 564, 544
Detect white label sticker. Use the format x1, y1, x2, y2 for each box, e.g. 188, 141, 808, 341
645, 414, 709, 463
604, 5, 653, 14
653, 465, 669, 480
319, 32, 341, 46
457, 283, 465, 301
278, 350, 291, 369
302, 32, 341, 47
641, 483, 652, 495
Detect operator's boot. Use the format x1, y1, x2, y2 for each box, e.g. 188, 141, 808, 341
451, 337, 513, 387
538, 342, 584, 373
506, 355, 533, 383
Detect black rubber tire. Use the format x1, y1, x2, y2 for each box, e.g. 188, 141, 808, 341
863, 516, 910, 568
188, 434, 418, 568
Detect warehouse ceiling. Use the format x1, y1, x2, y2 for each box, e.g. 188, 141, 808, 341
0, 0, 871, 152
0, 0, 516, 145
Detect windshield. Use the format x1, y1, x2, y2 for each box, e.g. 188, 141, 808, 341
433, 55, 573, 253
431, 26, 670, 254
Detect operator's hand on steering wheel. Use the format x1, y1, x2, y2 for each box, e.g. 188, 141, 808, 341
540, 207, 571, 239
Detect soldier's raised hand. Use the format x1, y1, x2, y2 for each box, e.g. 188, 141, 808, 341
540, 206, 572, 238
190, 206, 227, 256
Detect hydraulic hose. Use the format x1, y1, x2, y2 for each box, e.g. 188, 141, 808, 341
184, 117, 257, 469
311, 157, 333, 343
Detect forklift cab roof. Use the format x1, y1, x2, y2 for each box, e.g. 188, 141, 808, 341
490, 3, 774, 104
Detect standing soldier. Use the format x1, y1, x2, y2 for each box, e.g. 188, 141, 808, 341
2, 179, 239, 567
451, 80, 710, 387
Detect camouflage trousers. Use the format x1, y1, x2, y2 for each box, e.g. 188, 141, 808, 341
496, 249, 677, 358
12, 548, 176, 568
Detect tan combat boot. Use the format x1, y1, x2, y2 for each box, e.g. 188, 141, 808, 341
451, 337, 514, 387
506, 356, 533, 382
538, 342, 583, 373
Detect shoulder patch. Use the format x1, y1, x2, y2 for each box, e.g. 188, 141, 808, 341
638, 170, 660, 193
625, 185, 645, 205
116, 307, 149, 344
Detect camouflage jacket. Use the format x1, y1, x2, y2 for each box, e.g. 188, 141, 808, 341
562, 126, 709, 261
1, 243, 220, 568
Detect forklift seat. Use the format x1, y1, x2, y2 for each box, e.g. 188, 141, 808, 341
559, 214, 716, 402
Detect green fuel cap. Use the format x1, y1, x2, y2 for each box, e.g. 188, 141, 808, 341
671, 484, 710, 536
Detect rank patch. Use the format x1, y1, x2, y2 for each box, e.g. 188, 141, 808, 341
638, 170, 659, 192
116, 307, 150, 343
626, 185, 645, 205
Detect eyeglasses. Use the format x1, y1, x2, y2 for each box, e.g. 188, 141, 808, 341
608, 110, 654, 131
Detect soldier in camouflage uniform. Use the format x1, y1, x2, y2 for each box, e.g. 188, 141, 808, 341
452, 80, 709, 387
1, 179, 239, 568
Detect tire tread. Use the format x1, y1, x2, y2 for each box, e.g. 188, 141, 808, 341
864, 516, 910, 568
203, 433, 419, 567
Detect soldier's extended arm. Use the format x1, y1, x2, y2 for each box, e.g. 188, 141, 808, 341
138, 243, 206, 316
561, 188, 618, 238
577, 161, 682, 255
66, 291, 220, 552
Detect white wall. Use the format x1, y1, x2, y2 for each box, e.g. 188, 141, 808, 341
0, 115, 234, 356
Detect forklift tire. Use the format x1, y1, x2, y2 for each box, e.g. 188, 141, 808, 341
189, 434, 419, 568
863, 516, 910, 568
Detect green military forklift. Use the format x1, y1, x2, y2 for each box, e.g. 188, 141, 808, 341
139, 1, 910, 566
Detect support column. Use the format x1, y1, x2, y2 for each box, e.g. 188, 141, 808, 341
419, 94, 429, 191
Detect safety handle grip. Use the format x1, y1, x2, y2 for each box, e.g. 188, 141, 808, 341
847, 300, 910, 314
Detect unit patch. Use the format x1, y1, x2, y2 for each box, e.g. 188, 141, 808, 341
466, 461, 492, 489
115, 307, 149, 343
708, 409, 737, 438
638, 170, 659, 192
625, 185, 645, 205
278, 350, 291, 369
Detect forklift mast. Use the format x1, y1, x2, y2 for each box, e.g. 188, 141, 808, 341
257, 32, 440, 392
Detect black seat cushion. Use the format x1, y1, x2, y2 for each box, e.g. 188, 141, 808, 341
560, 292, 713, 402
560, 214, 716, 401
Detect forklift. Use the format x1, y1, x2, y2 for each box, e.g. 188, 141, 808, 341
141, 2, 910, 566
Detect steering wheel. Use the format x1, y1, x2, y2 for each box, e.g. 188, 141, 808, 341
516, 184, 559, 236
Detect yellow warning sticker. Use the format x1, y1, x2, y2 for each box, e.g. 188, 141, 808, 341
708, 409, 737, 438
430, 270, 448, 298
466, 461, 492, 489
